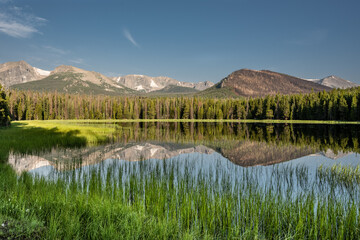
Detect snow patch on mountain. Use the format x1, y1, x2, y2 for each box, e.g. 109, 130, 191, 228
114, 74, 215, 93
33, 67, 51, 76
135, 85, 144, 90
150, 79, 159, 88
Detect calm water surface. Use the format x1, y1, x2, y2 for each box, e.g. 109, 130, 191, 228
7, 122, 358, 174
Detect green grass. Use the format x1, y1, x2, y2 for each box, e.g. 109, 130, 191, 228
1, 159, 360, 239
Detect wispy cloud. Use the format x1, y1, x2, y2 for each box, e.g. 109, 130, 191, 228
123, 28, 139, 47
0, 5, 46, 38
69, 58, 85, 65
287, 29, 328, 46
104, 72, 123, 77
43, 46, 69, 55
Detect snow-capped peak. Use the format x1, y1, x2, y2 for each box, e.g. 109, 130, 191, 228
33, 67, 50, 77
302, 78, 320, 82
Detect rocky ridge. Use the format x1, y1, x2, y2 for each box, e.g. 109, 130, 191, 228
114, 74, 214, 92
0, 61, 49, 87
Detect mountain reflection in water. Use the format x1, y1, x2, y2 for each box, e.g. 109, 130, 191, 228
7, 122, 360, 173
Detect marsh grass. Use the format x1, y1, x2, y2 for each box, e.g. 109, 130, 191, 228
1, 157, 360, 239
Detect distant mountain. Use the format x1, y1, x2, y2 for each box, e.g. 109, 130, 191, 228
198, 69, 331, 98
145, 85, 200, 96
12, 65, 134, 95
305, 75, 358, 89
0, 60, 49, 87
114, 74, 214, 93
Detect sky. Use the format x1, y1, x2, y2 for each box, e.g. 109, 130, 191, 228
0, 0, 360, 84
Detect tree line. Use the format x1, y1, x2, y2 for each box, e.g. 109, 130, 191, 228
4, 87, 360, 122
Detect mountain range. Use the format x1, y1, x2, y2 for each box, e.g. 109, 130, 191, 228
114, 75, 214, 93
0, 61, 358, 97
304, 75, 359, 89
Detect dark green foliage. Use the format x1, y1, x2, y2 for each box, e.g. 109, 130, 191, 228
0, 84, 11, 127
0, 214, 44, 239
5, 87, 360, 121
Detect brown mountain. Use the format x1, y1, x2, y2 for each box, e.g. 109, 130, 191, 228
203, 69, 332, 98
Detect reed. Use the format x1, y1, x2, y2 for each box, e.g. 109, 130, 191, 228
1, 158, 359, 239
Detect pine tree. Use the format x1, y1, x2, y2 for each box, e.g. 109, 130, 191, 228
255, 99, 263, 119
198, 106, 204, 119
182, 101, 190, 119
206, 107, 214, 119
148, 100, 156, 119
338, 96, 348, 121
216, 108, 224, 119
350, 95, 358, 121
265, 99, 274, 119
0, 85, 11, 126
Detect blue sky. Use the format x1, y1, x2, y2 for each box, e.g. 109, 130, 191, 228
0, 0, 359, 83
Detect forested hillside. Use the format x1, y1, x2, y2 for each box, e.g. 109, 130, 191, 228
6, 87, 360, 121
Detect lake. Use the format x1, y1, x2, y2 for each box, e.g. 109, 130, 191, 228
8, 122, 359, 171
8, 122, 360, 195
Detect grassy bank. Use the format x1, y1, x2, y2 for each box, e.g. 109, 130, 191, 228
0, 159, 359, 239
